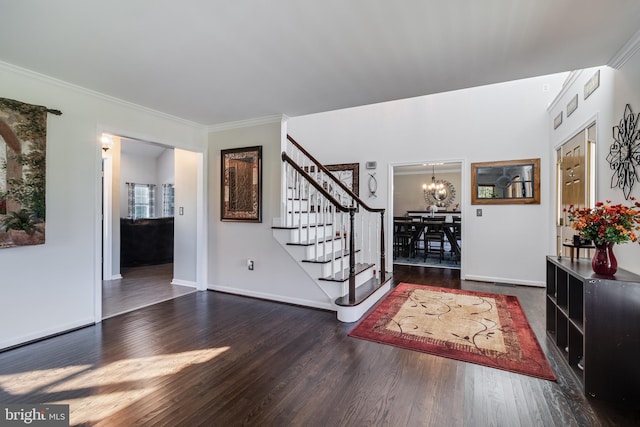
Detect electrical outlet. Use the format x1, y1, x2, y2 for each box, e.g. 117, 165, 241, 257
247, 259, 254, 271
476, 208, 483, 217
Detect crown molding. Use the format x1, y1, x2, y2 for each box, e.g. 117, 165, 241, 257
0, 60, 205, 129
207, 115, 284, 133
608, 28, 640, 69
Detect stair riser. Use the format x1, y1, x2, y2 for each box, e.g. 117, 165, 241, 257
283, 215, 334, 227
286, 199, 309, 212
288, 226, 335, 242
303, 240, 346, 259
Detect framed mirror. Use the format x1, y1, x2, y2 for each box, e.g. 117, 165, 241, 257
471, 158, 540, 204
221, 146, 262, 222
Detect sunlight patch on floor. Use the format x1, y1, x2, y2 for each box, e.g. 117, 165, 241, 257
1, 347, 230, 425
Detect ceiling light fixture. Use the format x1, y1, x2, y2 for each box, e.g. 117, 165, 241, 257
423, 164, 446, 200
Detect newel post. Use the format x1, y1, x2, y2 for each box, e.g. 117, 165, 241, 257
379, 211, 386, 281
348, 208, 356, 304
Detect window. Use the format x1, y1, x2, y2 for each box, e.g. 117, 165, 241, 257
162, 183, 175, 217
477, 185, 496, 199
127, 183, 156, 218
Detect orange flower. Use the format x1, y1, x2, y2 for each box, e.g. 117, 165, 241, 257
567, 201, 640, 246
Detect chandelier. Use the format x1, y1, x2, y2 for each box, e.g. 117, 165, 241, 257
423, 164, 447, 201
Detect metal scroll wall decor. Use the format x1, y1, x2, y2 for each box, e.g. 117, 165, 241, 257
607, 104, 640, 199
424, 180, 456, 208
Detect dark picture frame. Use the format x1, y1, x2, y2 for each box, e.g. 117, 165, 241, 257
221, 146, 262, 222
326, 163, 360, 196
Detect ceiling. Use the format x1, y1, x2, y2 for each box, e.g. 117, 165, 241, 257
2, 1, 640, 126
120, 137, 171, 159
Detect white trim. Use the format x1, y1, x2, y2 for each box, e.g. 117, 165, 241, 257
171, 279, 198, 288
553, 113, 599, 151
462, 274, 544, 288
109, 274, 123, 280
608, 28, 640, 69
207, 284, 335, 311
0, 318, 94, 351
388, 158, 466, 276
207, 115, 283, 133
94, 130, 104, 323
102, 156, 113, 283
195, 150, 207, 291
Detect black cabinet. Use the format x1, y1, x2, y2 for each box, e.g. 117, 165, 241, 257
121, 217, 174, 268
546, 256, 640, 402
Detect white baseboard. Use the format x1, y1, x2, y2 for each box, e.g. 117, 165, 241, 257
463, 274, 544, 288
171, 279, 198, 288
208, 284, 335, 311
0, 317, 95, 351
110, 274, 123, 280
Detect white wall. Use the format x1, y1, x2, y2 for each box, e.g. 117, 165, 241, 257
173, 148, 200, 286
288, 73, 568, 286
0, 61, 206, 350
158, 148, 175, 188
548, 60, 640, 275
207, 121, 328, 306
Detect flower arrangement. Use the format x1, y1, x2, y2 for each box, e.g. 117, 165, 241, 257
566, 199, 640, 246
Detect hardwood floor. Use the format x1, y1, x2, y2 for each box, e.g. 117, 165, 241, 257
102, 263, 196, 318
1, 265, 637, 426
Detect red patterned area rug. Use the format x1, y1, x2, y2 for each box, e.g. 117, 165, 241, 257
349, 283, 556, 380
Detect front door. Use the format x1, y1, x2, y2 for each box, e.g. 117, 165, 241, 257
557, 124, 596, 257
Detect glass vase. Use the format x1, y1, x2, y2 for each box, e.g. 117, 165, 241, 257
592, 242, 617, 275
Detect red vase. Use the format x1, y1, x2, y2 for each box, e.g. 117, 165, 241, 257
592, 242, 617, 275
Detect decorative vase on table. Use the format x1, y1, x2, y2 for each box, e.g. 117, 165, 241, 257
591, 241, 617, 275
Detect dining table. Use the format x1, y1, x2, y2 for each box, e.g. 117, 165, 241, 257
393, 218, 461, 259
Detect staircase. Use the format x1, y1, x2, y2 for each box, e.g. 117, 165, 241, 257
272, 135, 392, 322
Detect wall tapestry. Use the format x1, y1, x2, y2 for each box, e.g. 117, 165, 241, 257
0, 97, 61, 248
607, 104, 640, 199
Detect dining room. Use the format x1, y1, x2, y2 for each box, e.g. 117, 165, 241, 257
392, 162, 462, 269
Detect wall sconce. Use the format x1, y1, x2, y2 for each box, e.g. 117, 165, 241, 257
101, 133, 114, 152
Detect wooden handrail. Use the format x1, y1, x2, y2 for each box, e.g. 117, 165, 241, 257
283, 137, 387, 299
282, 152, 354, 213
287, 135, 384, 213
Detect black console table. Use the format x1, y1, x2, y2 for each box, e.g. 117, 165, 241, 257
546, 256, 640, 402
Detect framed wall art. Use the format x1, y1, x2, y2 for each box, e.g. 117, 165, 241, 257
326, 163, 359, 196
221, 146, 262, 222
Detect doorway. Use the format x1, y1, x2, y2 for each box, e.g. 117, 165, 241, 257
99, 134, 203, 319
392, 161, 463, 270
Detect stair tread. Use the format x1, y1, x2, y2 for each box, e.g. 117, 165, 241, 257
301, 249, 360, 264
319, 263, 373, 282
335, 274, 393, 307
286, 236, 342, 246
272, 224, 333, 230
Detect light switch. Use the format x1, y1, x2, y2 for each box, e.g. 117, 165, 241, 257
476, 208, 483, 217
179, 207, 184, 215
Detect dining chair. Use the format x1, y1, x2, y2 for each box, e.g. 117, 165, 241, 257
423, 219, 445, 262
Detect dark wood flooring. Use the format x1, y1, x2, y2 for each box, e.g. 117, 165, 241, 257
0, 265, 638, 426
102, 263, 195, 318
